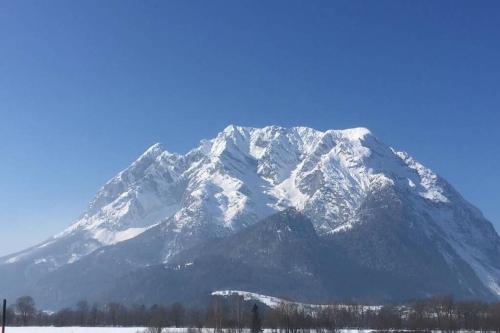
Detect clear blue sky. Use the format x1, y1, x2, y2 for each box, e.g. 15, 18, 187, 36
1, 0, 499, 256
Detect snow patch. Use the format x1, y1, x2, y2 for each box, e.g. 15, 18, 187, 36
212, 290, 382, 313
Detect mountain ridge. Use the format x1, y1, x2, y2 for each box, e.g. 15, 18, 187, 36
1, 125, 499, 307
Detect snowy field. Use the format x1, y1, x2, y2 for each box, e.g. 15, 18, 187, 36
7, 329, 492, 333
5, 329, 377, 333
6, 328, 147, 333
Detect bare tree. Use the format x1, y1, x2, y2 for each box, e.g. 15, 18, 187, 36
230, 294, 244, 333
75, 300, 89, 326
15, 296, 36, 326
188, 307, 205, 330
490, 302, 500, 333
88, 303, 100, 326
149, 304, 168, 333
170, 302, 185, 328
208, 296, 224, 333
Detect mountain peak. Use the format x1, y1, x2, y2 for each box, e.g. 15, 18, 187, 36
335, 126, 372, 140
220, 124, 373, 141
141, 142, 166, 158
222, 124, 245, 133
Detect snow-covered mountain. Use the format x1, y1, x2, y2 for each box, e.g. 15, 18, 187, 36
1, 125, 499, 307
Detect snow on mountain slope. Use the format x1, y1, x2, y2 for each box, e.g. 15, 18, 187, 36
212, 290, 382, 312
1, 125, 499, 299
60, 143, 182, 241
164, 125, 438, 238
1, 143, 183, 267
212, 289, 293, 308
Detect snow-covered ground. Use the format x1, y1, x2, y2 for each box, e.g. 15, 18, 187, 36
6, 328, 495, 333
6, 328, 146, 333
5, 329, 376, 333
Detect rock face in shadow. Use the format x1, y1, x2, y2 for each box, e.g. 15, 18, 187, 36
31, 208, 494, 308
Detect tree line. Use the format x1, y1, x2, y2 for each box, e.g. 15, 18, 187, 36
4, 294, 500, 332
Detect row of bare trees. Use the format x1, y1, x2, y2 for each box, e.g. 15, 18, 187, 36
4, 294, 500, 332
261, 295, 500, 332
4, 297, 188, 328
